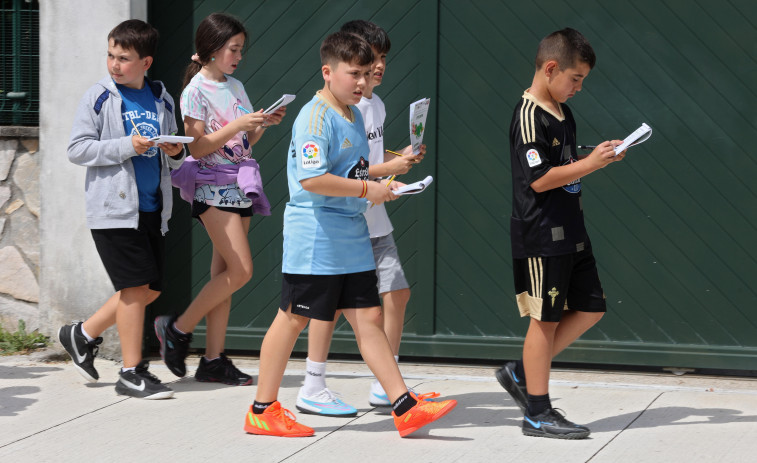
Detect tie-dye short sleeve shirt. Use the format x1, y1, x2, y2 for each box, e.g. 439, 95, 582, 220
180, 72, 255, 207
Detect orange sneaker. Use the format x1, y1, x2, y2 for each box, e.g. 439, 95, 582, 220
392, 391, 457, 437
244, 401, 315, 437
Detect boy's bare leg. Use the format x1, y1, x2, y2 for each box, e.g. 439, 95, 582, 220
342, 307, 406, 402
176, 210, 252, 333
255, 305, 309, 403
550, 311, 604, 357
203, 216, 251, 359
522, 318, 558, 396
306, 311, 341, 363
116, 285, 152, 369
380, 288, 410, 355
83, 289, 159, 338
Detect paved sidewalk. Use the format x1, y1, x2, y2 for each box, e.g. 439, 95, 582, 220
2, 352, 757, 462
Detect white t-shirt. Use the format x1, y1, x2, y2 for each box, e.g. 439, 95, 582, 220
356, 94, 393, 238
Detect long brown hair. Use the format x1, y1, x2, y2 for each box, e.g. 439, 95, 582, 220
181, 13, 248, 90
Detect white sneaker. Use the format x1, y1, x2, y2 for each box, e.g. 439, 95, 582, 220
296, 387, 357, 417
368, 380, 392, 407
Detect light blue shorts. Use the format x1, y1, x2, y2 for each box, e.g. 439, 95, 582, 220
371, 233, 409, 294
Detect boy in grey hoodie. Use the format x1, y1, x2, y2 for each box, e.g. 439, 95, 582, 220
58, 19, 185, 399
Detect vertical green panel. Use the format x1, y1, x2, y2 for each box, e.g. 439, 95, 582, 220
150, 0, 757, 370
430, 0, 757, 370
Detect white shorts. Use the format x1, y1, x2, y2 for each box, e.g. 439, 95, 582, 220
371, 233, 409, 294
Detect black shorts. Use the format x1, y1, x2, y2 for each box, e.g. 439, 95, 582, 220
191, 200, 253, 219
280, 271, 381, 321
91, 210, 165, 292
513, 248, 606, 322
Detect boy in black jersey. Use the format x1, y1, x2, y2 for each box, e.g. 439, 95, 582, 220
497, 28, 627, 439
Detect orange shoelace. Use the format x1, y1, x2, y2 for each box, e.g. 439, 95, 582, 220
415, 392, 441, 401
272, 405, 298, 429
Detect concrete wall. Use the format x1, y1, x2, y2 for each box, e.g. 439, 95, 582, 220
39, 0, 146, 358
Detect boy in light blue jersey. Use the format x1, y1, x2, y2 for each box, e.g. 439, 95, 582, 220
282, 96, 374, 274
244, 31, 457, 438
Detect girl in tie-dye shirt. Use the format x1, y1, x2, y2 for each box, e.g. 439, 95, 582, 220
155, 13, 287, 386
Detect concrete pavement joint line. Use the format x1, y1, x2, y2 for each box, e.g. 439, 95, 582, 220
0, 397, 131, 449
278, 408, 377, 462
585, 391, 666, 462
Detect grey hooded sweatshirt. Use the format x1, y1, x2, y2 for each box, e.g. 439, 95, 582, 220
68, 76, 185, 234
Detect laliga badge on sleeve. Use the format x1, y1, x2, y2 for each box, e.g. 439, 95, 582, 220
301, 141, 321, 169
526, 149, 542, 167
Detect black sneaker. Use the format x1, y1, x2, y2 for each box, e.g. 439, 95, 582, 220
522, 408, 590, 439
58, 322, 103, 383
195, 353, 253, 386
154, 315, 192, 377
495, 361, 527, 412
115, 360, 174, 400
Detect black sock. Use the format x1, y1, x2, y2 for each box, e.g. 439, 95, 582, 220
392, 391, 418, 416
527, 393, 551, 416
252, 401, 274, 414
514, 359, 526, 383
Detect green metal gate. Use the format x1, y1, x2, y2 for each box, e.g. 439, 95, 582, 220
150, 0, 757, 371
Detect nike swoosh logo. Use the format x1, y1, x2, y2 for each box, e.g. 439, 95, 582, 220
120, 377, 146, 391
71, 327, 87, 363
524, 417, 542, 428
524, 417, 555, 428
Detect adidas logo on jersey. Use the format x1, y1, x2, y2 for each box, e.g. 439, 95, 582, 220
341, 138, 353, 149
552, 138, 561, 147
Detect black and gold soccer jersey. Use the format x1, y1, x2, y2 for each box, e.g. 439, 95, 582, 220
509, 91, 589, 259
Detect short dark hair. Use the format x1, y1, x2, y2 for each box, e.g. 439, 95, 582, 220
535, 28, 596, 71
182, 13, 248, 90
340, 20, 391, 54
320, 31, 374, 67
107, 19, 159, 59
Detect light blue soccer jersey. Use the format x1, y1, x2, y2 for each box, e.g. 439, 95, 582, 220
282, 93, 375, 275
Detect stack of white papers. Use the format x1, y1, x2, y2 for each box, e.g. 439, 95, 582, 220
393, 175, 433, 196
614, 123, 652, 155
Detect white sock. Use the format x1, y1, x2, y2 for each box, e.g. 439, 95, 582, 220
121, 366, 135, 373
302, 357, 327, 396
80, 325, 95, 342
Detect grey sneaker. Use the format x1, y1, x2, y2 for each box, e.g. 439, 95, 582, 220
58, 322, 102, 383
115, 360, 174, 400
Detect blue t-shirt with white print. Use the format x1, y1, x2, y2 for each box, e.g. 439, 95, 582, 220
117, 83, 161, 212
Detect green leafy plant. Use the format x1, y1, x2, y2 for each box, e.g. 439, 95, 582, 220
0, 320, 49, 355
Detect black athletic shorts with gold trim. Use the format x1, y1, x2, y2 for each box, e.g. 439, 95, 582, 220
513, 248, 606, 322
280, 270, 380, 321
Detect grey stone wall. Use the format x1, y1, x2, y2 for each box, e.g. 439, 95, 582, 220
0, 136, 40, 332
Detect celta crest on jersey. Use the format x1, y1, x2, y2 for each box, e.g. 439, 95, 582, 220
562, 157, 581, 193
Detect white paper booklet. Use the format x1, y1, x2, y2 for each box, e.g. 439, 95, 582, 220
614, 123, 652, 154
149, 135, 194, 144
409, 98, 430, 154
263, 94, 296, 114
393, 175, 433, 196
